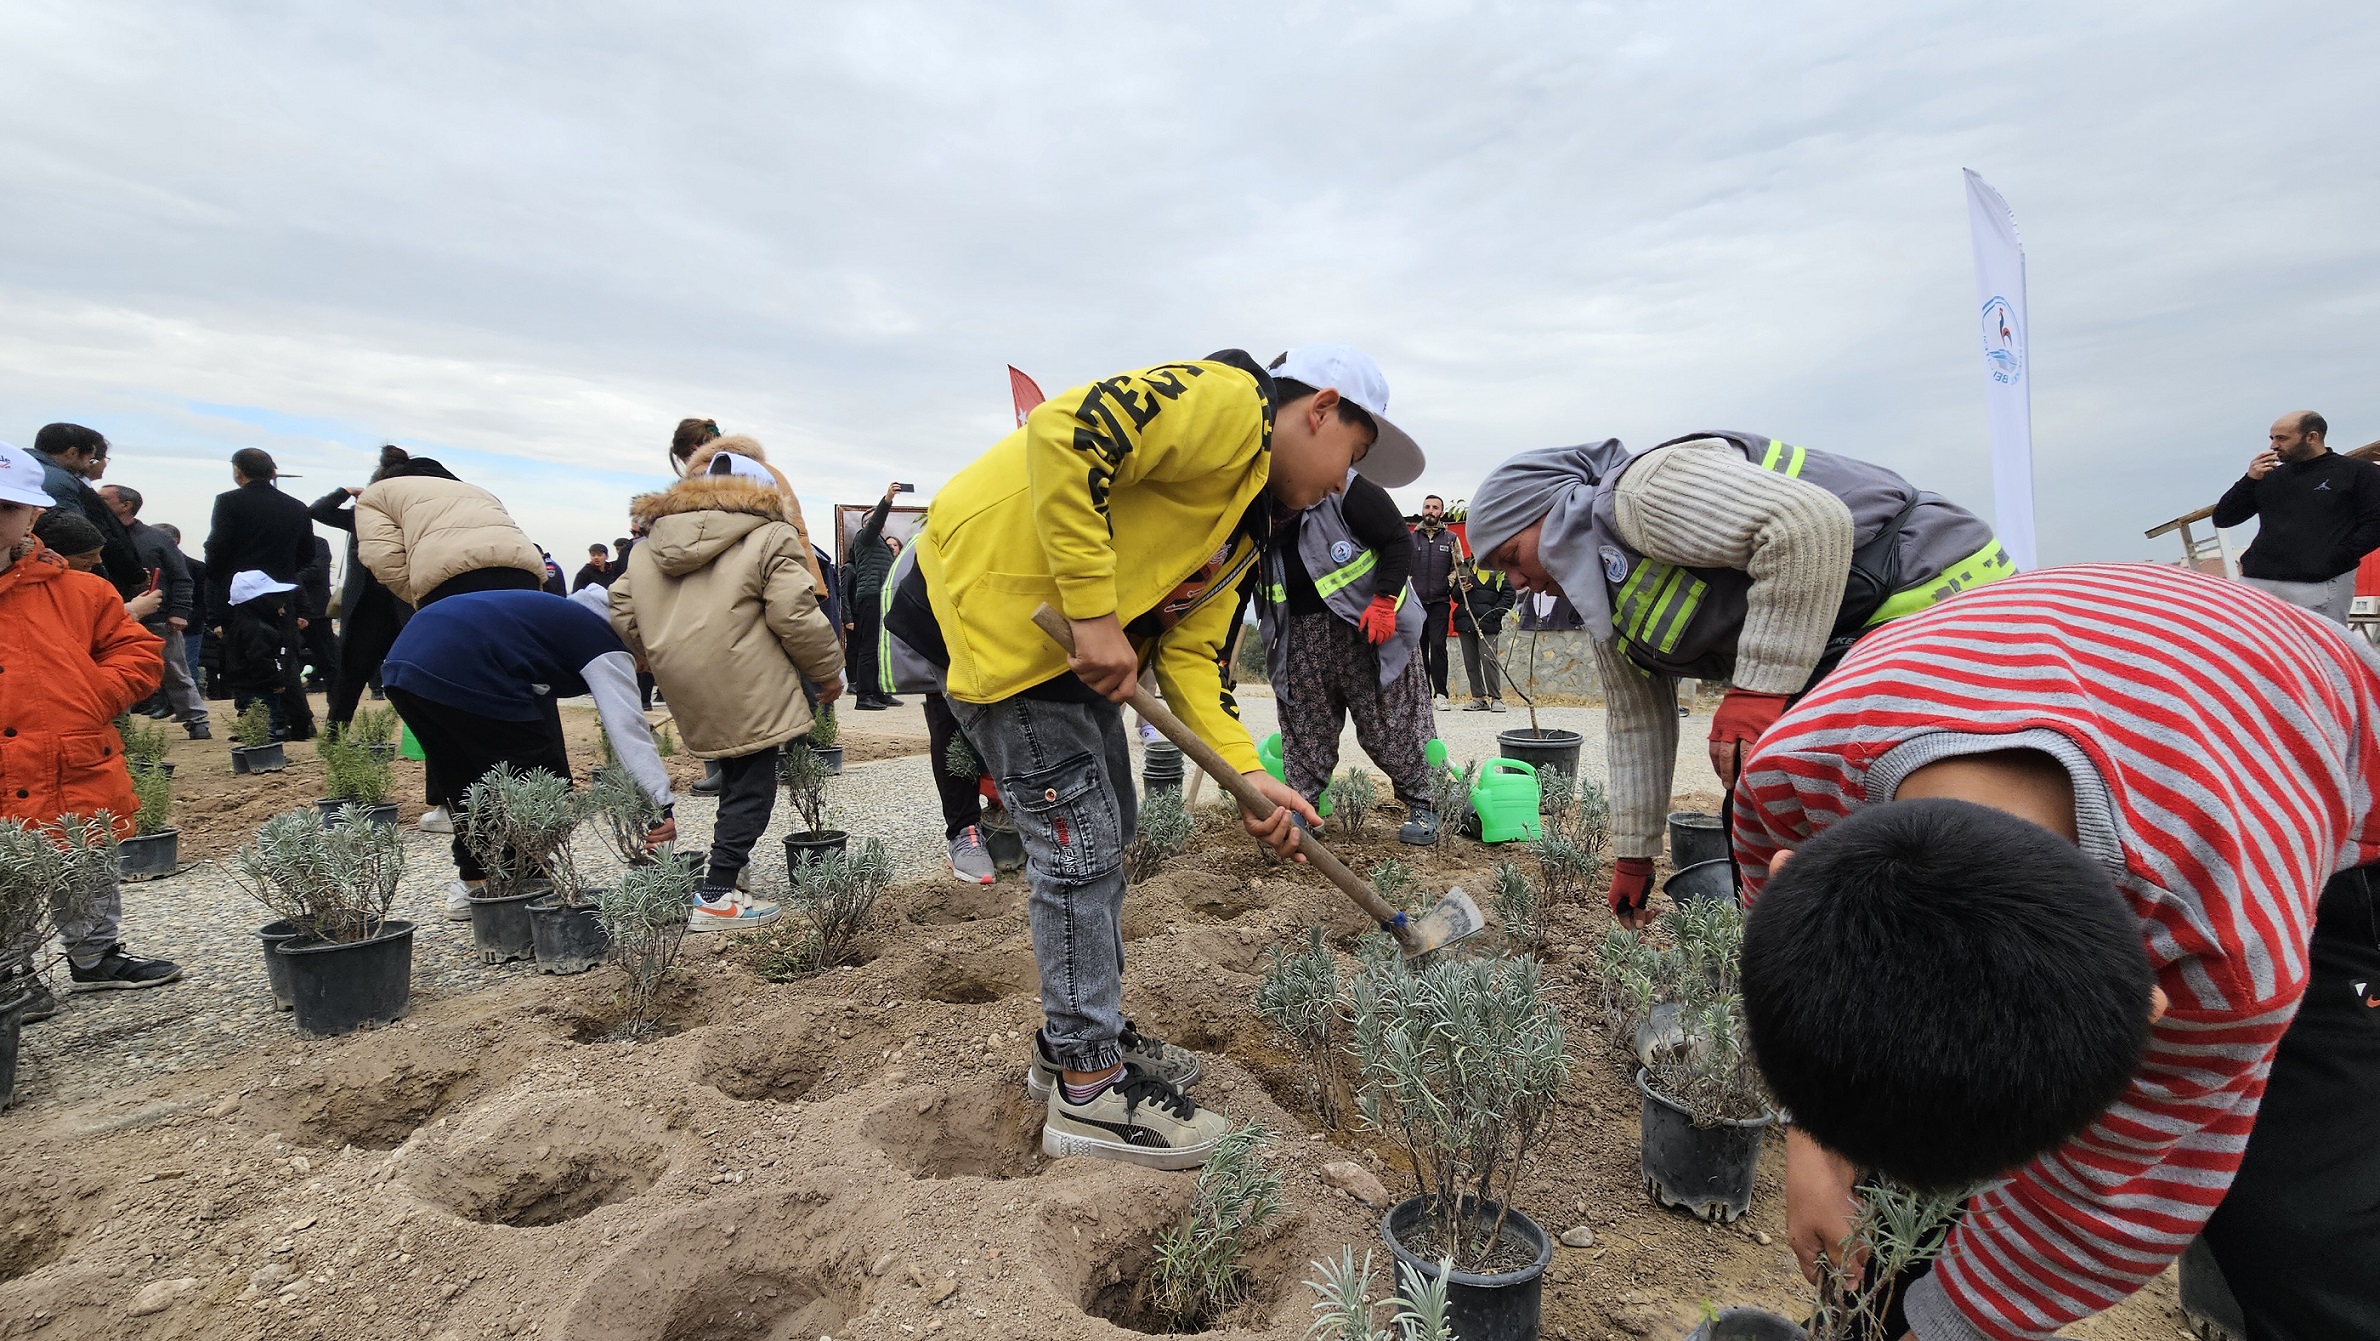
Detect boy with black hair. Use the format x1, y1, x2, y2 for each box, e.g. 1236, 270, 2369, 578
1733, 562, 2379, 1341
888, 344, 1423, 1169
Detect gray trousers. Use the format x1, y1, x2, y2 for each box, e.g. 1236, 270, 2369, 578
8, 881, 122, 974
1458, 628, 1502, 700
945, 693, 1136, 1072
704, 745, 780, 891
148, 621, 209, 725
2242, 573, 2356, 624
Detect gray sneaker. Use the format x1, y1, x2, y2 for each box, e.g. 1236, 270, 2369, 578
948, 825, 996, 886
1041, 1068, 1231, 1171
1025, 1023, 1201, 1100
1398, 803, 1442, 846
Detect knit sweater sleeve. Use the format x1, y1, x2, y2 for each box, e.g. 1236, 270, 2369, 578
1594, 634, 1677, 859
1609, 440, 1854, 695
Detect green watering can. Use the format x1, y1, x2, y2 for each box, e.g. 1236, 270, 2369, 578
1471, 758, 1542, 843
398, 720, 426, 762
1258, 731, 1336, 819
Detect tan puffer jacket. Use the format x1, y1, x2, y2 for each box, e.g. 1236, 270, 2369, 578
611, 471, 844, 760
355, 475, 546, 606
678, 435, 828, 592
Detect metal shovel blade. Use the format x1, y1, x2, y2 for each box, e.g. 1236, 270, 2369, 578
1403, 885, 1486, 955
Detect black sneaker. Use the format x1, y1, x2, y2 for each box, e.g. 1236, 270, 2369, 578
1398, 804, 1442, 846
853, 697, 888, 711
66, 945, 184, 993
7, 972, 60, 1023
185, 721, 212, 741
1025, 1022, 1202, 1100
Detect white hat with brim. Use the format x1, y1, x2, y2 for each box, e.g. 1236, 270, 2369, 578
229, 570, 299, 606
0, 440, 54, 508
1269, 344, 1425, 489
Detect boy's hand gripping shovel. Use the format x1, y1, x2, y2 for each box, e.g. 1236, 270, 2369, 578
1031, 604, 1481, 956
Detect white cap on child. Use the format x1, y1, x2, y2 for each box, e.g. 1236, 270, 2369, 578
0, 441, 55, 508
228, 570, 299, 605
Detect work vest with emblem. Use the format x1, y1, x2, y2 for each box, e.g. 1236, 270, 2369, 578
1590, 430, 2011, 682
1260, 476, 1425, 689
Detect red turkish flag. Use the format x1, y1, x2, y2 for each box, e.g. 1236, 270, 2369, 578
1008, 366, 1046, 427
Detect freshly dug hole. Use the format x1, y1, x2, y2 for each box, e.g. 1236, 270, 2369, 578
250, 1045, 480, 1150
865, 1079, 1046, 1180
429, 1137, 669, 1227
697, 1028, 828, 1104
908, 946, 1035, 1005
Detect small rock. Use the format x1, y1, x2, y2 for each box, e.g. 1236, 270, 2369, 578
249, 1263, 297, 1289
1319, 1161, 1391, 1208
289, 1156, 312, 1175
129, 1277, 198, 1315
927, 1278, 959, 1305
1753, 1229, 1773, 1246
289, 1217, 317, 1232
868, 1252, 898, 1277
1559, 1225, 1596, 1249
207, 1096, 243, 1119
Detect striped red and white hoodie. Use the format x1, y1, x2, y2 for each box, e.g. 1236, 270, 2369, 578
1733, 562, 2380, 1341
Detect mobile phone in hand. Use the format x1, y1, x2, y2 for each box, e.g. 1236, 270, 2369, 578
146, 567, 162, 594
893, 483, 914, 494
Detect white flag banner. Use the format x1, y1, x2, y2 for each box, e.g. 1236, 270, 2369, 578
1964, 169, 2038, 571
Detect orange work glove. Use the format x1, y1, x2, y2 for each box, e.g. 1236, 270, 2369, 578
1357, 595, 1400, 645
1708, 689, 1792, 787
1609, 856, 1656, 927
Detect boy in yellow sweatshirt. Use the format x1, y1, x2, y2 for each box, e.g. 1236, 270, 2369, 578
885, 345, 1423, 1169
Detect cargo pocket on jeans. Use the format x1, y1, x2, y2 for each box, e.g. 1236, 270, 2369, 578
1004, 753, 1117, 882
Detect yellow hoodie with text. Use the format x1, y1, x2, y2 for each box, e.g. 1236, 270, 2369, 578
918, 356, 1269, 773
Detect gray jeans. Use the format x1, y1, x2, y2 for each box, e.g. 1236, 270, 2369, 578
944, 692, 1136, 1072
8, 880, 122, 974
2242, 573, 2356, 624
148, 620, 209, 725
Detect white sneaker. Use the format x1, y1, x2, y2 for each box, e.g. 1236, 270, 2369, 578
444, 880, 476, 921
686, 891, 779, 933
1433, 695, 1450, 712
419, 805, 455, 834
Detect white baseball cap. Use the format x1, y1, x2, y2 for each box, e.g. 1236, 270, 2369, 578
1268, 344, 1425, 488
706, 451, 776, 486
0, 440, 54, 508
228, 570, 299, 606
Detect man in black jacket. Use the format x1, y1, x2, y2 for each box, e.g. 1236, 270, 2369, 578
100, 486, 212, 738
203, 448, 318, 738
299, 535, 335, 692
1408, 493, 1462, 709
2212, 411, 2380, 623
843, 483, 903, 709
30, 423, 145, 596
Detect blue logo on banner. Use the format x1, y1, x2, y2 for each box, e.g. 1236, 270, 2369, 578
1329, 540, 1357, 565
1980, 296, 2023, 386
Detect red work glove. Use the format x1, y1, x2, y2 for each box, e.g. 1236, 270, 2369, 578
1609, 856, 1656, 929
1708, 689, 1792, 788
1357, 595, 1400, 645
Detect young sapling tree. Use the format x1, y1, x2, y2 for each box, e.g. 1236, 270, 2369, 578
1253, 925, 1343, 1126
1349, 952, 1568, 1270
1125, 785, 1193, 884
1148, 1124, 1283, 1330
128, 763, 174, 837
598, 853, 697, 1036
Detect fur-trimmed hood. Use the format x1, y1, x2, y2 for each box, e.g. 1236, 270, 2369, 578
634, 467, 793, 579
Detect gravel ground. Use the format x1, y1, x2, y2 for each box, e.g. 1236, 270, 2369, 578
13, 688, 1716, 1112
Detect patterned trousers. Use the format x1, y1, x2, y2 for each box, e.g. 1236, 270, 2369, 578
1276, 611, 1435, 808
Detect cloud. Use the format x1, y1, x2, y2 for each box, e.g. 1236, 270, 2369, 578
1, 0, 2374, 567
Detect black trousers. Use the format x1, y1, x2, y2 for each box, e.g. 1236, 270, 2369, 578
924, 692, 987, 840
386, 687, 571, 882
2200, 865, 2380, 1341
705, 747, 780, 891
327, 590, 406, 728
1420, 600, 1452, 697
850, 594, 885, 700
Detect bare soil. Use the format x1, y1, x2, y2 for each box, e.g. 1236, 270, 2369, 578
4, 764, 2195, 1340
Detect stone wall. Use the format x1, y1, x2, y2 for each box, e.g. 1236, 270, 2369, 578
1447, 628, 1601, 701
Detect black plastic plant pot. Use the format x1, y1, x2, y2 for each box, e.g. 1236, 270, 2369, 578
314, 799, 401, 827
1495, 728, 1583, 804
1667, 811, 1726, 869
257, 919, 303, 1011
156, 760, 176, 779
527, 895, 612, 976
1637, 1068, 1774, 1224
279, 921, 414, 1038
1140, 741, 1185, 795
362, 742, 398, 763
984, 819, 1026, 873
468, 889, 543, 966
118, 829, 180, 881
231, 742, 287, 774
1684, 1307, 1807, 1340
1381, 1196, 1553, 1341
1663, 859, 1737, 909
814, 745, 845, 776
0, 987, 29, 1111
784, 830, 848, 872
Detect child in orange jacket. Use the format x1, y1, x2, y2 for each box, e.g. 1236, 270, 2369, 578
0, 441, 183, 1018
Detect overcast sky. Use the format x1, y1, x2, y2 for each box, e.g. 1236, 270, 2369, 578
3, 1, 2373, 571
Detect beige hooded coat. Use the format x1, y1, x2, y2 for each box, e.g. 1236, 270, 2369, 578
612, 470, 843, 760
355, 475, 547, 606
677, 435, 828, 593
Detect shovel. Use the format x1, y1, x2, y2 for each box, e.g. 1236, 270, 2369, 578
1032, 604, 1482, 956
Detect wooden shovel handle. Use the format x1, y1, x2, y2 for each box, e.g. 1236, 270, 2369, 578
1028, 605, 1410, 936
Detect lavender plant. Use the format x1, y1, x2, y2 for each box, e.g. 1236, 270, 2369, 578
233, 808, 403, 943
777, 741, 834, 836
1254, 925, 1344, 1126
769, 837, 891, 976
461, 765, 588, 904
1489, 861, 1541, 954
1125, 785, 1193, 884
1327, 767, 1378, 839
0, 818, 106, 965
1808, 1177, 1973, 1341
597, 854, 696, 1036
1149, 1124, 1283, 1329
